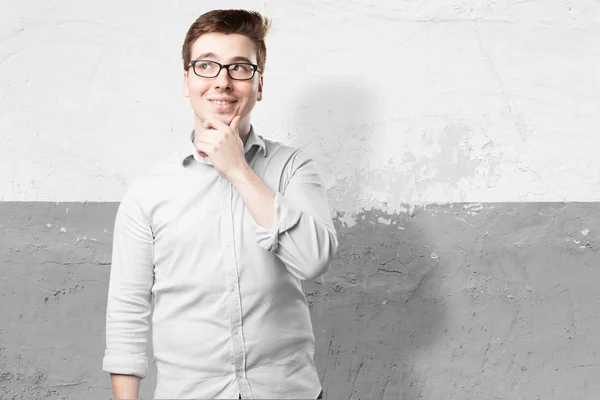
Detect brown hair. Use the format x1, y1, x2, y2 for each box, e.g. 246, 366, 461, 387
182, 9, 271, 72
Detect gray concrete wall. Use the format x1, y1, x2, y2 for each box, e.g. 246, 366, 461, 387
2, 1, 600, 399
1, 202, 598, 399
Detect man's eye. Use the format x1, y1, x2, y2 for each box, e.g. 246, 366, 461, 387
199, 63, 212, 69
232, 64, 250, 72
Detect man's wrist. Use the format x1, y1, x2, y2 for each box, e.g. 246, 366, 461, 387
227, 162, 254, 186
110, 373, 141, 400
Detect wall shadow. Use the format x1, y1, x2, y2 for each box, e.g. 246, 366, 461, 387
306, 209, 447, 400
295, 82, 447, 399
285, 81, 376, 197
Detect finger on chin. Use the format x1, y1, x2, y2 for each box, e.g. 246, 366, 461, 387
210, 114, 236, 128
201, 129, 220, 140
203, 119, 215, 129
230, 115, 241, 131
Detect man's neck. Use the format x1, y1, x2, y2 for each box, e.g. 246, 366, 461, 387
237, 122, 252, 146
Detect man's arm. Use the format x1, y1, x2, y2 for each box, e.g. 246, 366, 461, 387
195, 116, 338, 280
247, 151, 338, 279
230, 152, 339, 279
194, 116, 277, 230
110, 374, 141, 400
103, 186, 154, 395
229, 164, 276, 229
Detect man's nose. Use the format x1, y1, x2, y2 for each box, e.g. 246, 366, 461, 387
213, 67, 233, 90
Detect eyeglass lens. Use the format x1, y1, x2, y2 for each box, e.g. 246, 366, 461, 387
193, 61, 255, 80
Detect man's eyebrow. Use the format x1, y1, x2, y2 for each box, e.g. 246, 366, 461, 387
192, 53, 255, 64
194, 52, 217, 60
229, 56, 254, 64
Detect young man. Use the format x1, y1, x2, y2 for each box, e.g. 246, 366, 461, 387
102, 9, 337, 400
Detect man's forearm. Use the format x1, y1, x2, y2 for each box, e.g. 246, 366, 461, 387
229, 164, 275, 229
110, 374, 141, 400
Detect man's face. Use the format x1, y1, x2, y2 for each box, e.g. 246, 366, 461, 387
184, 32, 263, 131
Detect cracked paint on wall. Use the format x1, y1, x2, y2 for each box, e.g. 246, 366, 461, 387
2, 1, 600, 399
1, 0, 599, 204
1, 202, 599, 399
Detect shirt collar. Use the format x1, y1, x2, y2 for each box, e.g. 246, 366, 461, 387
181, 125, 267, 166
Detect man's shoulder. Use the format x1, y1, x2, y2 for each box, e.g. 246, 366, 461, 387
257, 135, 303, 161
263, 136, 323, 167
121, 153, 185, 203
259, 135, 291, 151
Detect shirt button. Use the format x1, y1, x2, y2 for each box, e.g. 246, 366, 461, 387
223, 201, 229, 209
225, 243, 231, 250
229, 284, 235, 292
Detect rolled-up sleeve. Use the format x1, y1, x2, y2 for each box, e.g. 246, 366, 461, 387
255, 151, 338, 280
102, 186, 154, 378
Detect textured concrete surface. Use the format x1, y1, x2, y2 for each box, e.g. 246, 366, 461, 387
1, 0, 599, 204
1, 202, 599, 399
2, 1, 600, 399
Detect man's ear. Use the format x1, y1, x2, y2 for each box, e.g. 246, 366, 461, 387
183, 70, 190, 98
257, 75, 264, 101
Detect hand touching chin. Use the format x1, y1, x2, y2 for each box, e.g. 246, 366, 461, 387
211, 112, 236, 126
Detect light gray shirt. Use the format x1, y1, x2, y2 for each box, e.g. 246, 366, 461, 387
102, 127, 338, 399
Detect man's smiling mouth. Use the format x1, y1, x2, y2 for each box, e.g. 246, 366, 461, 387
209, 100, 236, 105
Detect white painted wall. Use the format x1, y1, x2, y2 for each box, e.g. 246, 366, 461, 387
1, 0, 599, 213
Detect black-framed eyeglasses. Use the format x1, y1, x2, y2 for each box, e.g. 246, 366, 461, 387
188, 60, 261, 80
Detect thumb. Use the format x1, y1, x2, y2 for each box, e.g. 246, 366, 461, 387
230, 115, 241, 133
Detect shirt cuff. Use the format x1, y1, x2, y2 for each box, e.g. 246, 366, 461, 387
255, 192, 303, 252
102, 350, 148, 379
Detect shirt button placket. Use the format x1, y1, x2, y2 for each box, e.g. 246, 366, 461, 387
223, 181, 248, 393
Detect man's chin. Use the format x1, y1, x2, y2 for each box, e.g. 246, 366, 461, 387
208, 113, 236, 126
